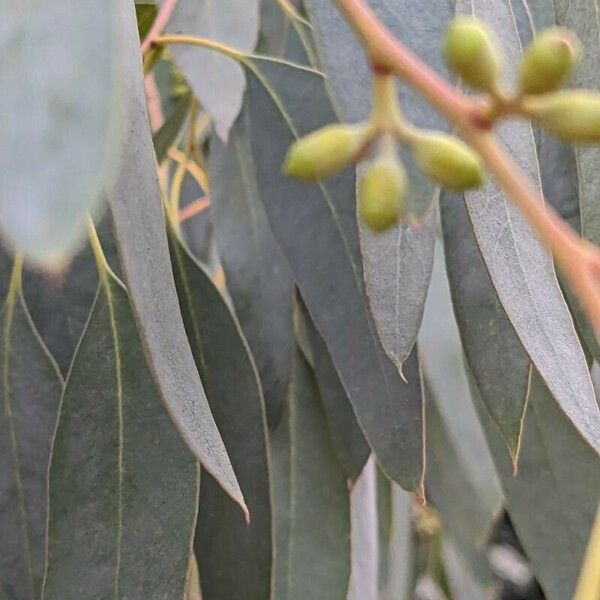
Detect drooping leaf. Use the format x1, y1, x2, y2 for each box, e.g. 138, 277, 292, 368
242, 55, 425, 493
455, 0, 600, 455
420, 236, 502, 507
0, 263, 62, 600
167, 0, 260, 140
107, 0, 244, 509
305, 0, 450, 365
270, 396, 292, 600
209, 114, 294, 428
286, 347, 351, 599
153, 92, 192, 163
347, 458, 378, 600
135, 2, 158, 41
469, 367, 600, 600
167, 223, 272, 600
296, 296, 369, 484
44, 265, 199, 600
442, 540, 490, 600
0, 1, 120, 268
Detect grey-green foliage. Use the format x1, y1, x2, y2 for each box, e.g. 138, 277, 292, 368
0, 1, 120, 268
44, 268, 199, 600
0, 269, 62, 600
168, 224, 272, 600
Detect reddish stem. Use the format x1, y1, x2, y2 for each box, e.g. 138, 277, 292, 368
141, 0, 178, 55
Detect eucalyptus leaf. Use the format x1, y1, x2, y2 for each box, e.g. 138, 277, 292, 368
286, 347, 351, 599
167, 0, 260, 141
44, 267, 199, 600
209, 114, 294, 428
0, 1, 120, 268
0, 265, 62, 600
153, 92, 192, 163
297, 296, 370, 484
168, 224, 272, 600
305, 0, 446, 367
470, 368, 600, 600
107, 0, 244, 509
457, 0, 600, 455
135, 2, 158, 41
242, 55, 425, 493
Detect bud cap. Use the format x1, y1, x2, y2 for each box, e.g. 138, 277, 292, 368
358, 155, 406, 232
411, 131, 484, 190
444, 17, 502, 94
519, 27, 581, 95
283, 123, 371, 181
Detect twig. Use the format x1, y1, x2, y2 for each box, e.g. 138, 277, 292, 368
141, 0, 179, 55
335, 0, 600, 337
179, 197, 211, 223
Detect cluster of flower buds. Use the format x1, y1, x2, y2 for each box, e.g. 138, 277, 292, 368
444, 17, 600, 141
284, 74, 483, 232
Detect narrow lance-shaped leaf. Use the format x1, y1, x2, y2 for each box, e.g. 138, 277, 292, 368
297, 296, 370, 484
167, 0, 260, 140
469, 367, 600, 600
153, 92, 192, 164
107, 0, 244, 509
306, 0, 447, 366
209, 115, 294, 428
456, 0, 600, 454
0, 261, 62, 600
167, 222, 272, 600
242, 55, 425, 493
44, 259, 199, 600
286, 346, 351, 600
0, 0, 119, 268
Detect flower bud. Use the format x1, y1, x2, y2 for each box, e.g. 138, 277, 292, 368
524, 91, 600, 143
443, 17, 502, 93
283, 123, 371, 181
358, 155, 406, 232
519, 27, 581, 95
411, 131, 484, 190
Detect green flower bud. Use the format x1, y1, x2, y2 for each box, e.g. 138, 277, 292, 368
283, 123, 371, 181
524, 91, 600, 143
443, 17, 502, 93
519, 27, 581, 95
411, 131, 484, 190
358, 155, 406, 232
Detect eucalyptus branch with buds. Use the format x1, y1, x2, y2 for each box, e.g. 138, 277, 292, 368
285, 0, 600, 338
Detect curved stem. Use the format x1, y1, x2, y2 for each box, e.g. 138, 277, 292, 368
335, 0, 600, 338
152, 34, 246, 61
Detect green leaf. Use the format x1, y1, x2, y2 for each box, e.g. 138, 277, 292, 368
296, 297, 369, 483
153, 92, 192, 163
167, 223, 272, 600
135, 2, 157, 41
167, 0, 260, 140
107, 0, 244, 510
44, 265, 199, 599
286, 347, 351, 599
242, 55, 425, 493
209, 117, 294, 427
0, 263, 63, 600
0, 1, 120, 268
470, 367, 600, 600
305, 0, 453, 366
455, 0, 600, 455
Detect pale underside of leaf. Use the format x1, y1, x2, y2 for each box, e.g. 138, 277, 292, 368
0, 0, 120, 268
107, 0, 245, 510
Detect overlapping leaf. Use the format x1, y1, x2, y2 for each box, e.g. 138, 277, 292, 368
279, 347, 351, 599
44, 265, 199, 600
0, 1, 120, 268
209, 117, 294, 428
106, 0, 244, 508
167, 0, 260, 140
0, 264, 62, 599
455, 0, 600, 455
241, 54, 425, 493
167, 223, 272, 600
